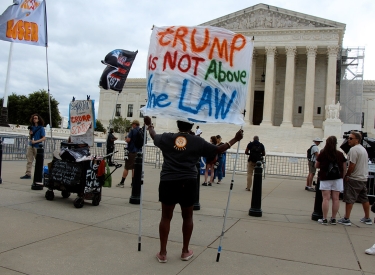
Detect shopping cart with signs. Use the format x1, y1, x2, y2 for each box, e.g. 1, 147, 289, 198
43, 142, 121, 208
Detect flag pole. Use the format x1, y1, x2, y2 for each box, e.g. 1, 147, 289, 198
44, 0, 54, 150
138, 124, 147, 251
216, 125, 242, 262
109, 92, 120, 129
0, 42, 13, 127
216, 110, 246, 262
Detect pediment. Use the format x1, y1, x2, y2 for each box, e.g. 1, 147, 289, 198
200, 3, 346, 31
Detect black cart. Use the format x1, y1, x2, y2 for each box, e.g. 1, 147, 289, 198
43, 145, 121, 208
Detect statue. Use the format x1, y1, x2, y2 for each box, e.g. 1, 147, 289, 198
325, 100, 341, 120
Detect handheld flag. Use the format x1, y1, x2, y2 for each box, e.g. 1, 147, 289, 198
0, 0, 47, 47
141, 26, 253, 125
99, 49, 138, 92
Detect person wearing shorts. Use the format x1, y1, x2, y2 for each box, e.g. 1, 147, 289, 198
117, 120, 142, 188
144, 116, 243, 263
315, 136, 346, 225
338, 131, 372, 226
306, 137, 322, 191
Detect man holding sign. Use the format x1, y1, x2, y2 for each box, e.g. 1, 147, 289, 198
140, 25, 253, 262
144, 116, 243, 263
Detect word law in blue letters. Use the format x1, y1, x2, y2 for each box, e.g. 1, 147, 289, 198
146, 75, 237, 120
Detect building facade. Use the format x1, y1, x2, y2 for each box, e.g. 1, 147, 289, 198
98, 4, 374, 154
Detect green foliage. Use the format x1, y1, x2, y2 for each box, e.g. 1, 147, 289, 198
95, 119, 106, 133
109, 116, 131, 134
0, 89, 61, 127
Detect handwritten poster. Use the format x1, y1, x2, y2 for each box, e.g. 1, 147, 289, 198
69, 100, 94, 146
141, 26, 253, 125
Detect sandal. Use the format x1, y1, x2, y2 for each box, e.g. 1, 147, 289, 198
181, 250, 194, 261
208, 182, 212, 186
156, 252, 167, 263
202, 182, 207, 186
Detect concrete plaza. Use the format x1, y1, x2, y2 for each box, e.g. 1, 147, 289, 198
0, 160, 374, 275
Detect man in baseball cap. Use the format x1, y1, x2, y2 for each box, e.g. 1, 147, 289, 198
306, 137, 323, 191
117, 119, 141, 187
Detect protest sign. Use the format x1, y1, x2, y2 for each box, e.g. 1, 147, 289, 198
69, 100, 95, 146
141, 26, 253, 125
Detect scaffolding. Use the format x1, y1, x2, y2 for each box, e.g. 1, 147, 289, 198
339, 47, 365, 125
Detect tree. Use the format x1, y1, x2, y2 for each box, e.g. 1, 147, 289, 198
109, 116, 131, 134
95, 119, 106, 133
0, 89, 61, 126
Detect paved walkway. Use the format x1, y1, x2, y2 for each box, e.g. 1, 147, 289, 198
0, 160, 374, 275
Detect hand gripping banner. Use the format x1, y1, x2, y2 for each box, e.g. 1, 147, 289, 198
99, 49, 138, 92
141, 26, 253, 125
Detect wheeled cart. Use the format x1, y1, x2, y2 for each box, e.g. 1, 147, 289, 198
44, 153, 121, 208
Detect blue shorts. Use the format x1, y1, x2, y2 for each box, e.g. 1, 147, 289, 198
159, 178, 196, 207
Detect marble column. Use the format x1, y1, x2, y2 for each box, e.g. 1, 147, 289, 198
302, 45, 317, 128
261, 46, 277, 126
280, 46, 297, 127
325, 45, 339, 107
245, 50, 257, 124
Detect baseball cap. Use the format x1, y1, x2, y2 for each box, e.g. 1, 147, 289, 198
131, 120, 140, 126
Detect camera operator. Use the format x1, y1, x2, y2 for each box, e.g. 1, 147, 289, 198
20, 113, 46, 179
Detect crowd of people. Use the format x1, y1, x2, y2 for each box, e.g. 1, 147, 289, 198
306, 132, 374, 255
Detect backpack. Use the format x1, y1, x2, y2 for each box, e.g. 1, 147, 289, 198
326, 162, 340, 180
134, 128, 144, 149
249, 144, 263, 162
307, 145, 315, 161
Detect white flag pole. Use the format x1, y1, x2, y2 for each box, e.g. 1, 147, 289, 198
216, 125, 243, 262
43, 0, 54, 150
3, 42, 13, 108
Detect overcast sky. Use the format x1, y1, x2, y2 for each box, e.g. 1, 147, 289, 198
0, 0, 374, 122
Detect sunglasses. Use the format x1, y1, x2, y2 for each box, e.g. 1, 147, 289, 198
349, 137, 357, 140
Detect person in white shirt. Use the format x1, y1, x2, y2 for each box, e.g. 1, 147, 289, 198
305, 137, 322, 191
195, 126, 202, 137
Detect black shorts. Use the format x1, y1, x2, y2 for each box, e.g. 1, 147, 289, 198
125, 152, 137, 170
159, 179, 196, 207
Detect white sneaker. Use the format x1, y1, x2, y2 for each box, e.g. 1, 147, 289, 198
365, 244, 375, 255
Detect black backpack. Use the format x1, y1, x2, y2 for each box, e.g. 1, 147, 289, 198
134, 128, 144, 149
307, 145, 315, 161
249, 144, 263, 162
326, 162, 340, 180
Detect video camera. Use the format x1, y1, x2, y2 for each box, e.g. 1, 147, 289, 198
340, 130, 375, 161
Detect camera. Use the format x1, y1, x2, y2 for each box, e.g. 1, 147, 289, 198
340, 130, 375, 162
27, 125, 32, 130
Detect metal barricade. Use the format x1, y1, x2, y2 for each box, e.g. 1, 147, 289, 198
0, 135, 310, 179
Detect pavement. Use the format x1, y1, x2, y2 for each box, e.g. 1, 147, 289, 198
0, 160, 374, 275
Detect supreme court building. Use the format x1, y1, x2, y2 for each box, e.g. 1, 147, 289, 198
98, 4, 375, 154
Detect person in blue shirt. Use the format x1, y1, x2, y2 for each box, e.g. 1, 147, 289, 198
117, 120, 142, 187
20, 113, 46, 179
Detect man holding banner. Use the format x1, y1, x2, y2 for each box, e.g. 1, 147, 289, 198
144, 116, 243, 263
140, 25, 253, 262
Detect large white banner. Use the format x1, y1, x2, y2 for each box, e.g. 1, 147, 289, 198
141, 26, 253, 125
0, 0, 47, 47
